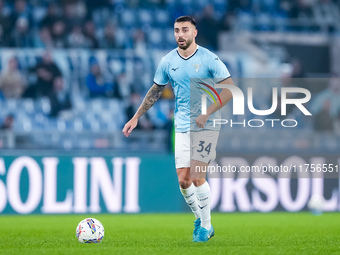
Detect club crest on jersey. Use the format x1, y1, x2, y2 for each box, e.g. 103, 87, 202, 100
193, 64, 201, 72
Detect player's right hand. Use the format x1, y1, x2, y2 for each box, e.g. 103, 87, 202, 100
122, 117, 138, 137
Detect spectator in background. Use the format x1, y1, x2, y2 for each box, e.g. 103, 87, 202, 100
83, 20, 99, 49
0, 57, 27, 98
125, 93, 154, 130
24, 51, 62, 98
311, 75, 340, 131
133, 29, 147, 54
100, 22, 118, 49
161, 84, 174, 100
67, 25, 90, 48
0, 0, 11, 47
8, 0, 31, 29
290, 58, 305, 78
51, 19, 67, 48
11, 16, 32, 47
9, 0, 32, 47
197, 5, 219, 50
0, 114, 14, 130
49, 76, 72, 117
219, 12, 235, 32
132, 57, 147, 94
35, 26, 54, 48
113, 72, 131, 99
86, 60, 114, 98
40, 2, 60, 31
313, 100, 335, 131
163, 109, 174, 152
289, 0, 313, 31
63, 1, 86, 33
313, 0, 340, 33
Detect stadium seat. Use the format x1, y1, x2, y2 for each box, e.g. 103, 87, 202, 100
147, 29, 163, 48
73, 98, 86, 112
57, 119, 67, 132
4, 99, 19, 112
121, 9, 136, 29
32, 5, 47, 23
155, 10, 169, 26
15, 117, 32, 132
21, 99, 35, 114
34, 97, 51, 115
73, 118, 84, 132
90, 121, 101, 132
237, 12, 253, 31
138, 9, 153, 26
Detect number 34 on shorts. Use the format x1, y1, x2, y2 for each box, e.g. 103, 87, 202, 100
191, 131, 219, 164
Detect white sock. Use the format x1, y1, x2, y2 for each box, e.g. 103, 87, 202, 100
196, 181, 211, 230
180, 183, 200, 219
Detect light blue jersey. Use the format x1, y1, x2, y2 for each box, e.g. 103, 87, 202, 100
153, 46, 230, 132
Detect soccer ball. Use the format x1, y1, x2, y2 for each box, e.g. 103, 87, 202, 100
308, 194, 324, 215
76, 218, 105, 243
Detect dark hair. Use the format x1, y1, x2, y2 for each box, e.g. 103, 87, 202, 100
175, 16, 196, 27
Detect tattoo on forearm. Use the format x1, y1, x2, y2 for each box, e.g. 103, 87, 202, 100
135, 84, 164, 119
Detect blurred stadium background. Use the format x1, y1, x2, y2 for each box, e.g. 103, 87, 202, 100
0, 0, 340, 215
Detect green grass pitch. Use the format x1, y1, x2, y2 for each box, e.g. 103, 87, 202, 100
1, 213, 339, 255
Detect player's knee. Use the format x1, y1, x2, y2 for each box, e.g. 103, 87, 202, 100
191, 178, 205, 187
177, 168, 191, 188
178, 177, 191, 189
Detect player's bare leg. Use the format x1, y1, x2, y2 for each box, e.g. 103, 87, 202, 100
190, 159, 214, 242
177, 167, 200, 219
177, 167, 191, 189
177, 167, 201, 239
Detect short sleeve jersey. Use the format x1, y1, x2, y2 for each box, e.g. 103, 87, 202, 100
153, 45, 230, 132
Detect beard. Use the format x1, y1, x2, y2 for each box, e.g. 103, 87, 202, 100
176, 37, 193, 50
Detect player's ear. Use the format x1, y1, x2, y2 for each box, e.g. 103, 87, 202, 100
194, 28, 197, 38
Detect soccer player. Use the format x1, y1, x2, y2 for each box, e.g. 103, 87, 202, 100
122, 16, 234, 242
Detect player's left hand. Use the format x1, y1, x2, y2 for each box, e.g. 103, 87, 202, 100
195, 114, 209, 128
